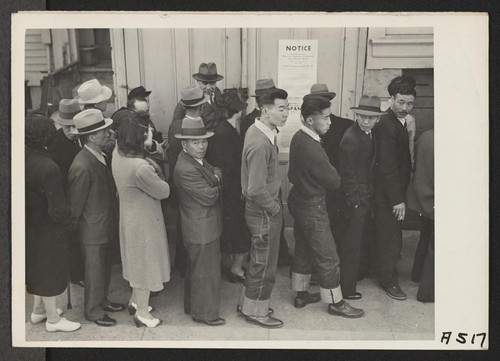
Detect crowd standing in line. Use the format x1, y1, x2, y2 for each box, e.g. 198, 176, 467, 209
25, 62, 434, 332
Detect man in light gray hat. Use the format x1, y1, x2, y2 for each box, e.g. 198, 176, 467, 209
76, 79, 113, 113
68, 109, 125, 327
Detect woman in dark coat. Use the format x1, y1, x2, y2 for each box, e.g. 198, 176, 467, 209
25, 115, 81, 332
206, 92, 251, 282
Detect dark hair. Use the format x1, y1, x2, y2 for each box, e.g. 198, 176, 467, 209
116, 112, 149, 156
258, 88, 288, 109
388, 75, 417, 97
301, 96, 331, 119
25, 115, 56, 148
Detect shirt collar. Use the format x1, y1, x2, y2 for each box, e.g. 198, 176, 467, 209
183, 149, 203, 165
397, 116, 406, 126
84, 144, 106, 165
254, 118, 278, 145
300, 125, 321, 142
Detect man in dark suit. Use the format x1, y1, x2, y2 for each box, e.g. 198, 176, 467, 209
68, 109, 125, 327
172, 62, 225, 132
240, 78, 276, 140
338, 95, 385, 300
47, 99, 84, 286
374, 75, 416, 300
304, 84, 354, 242
173, 116, 225, 326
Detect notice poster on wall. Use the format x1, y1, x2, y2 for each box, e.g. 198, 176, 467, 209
277, 39, 318, 151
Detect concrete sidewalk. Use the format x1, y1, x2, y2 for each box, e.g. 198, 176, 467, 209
24, 231, 434, 342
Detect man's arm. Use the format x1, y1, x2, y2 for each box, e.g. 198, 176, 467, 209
178, 164, 220, 207
67, 163, 91, 228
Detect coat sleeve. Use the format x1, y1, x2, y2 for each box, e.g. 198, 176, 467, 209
67, 162, 91, 225
339, 134, 360, 206
412, 132, 434, 218
377, 121, 405, 206
178, 164, 220, 207
42, 161, 71, 224
135, 164, 170, 200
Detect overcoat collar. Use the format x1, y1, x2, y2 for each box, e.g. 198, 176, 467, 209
179, 150, 219, 186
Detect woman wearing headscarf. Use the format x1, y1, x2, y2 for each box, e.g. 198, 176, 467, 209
25, 114, 81, 332
112, 113, 171, 328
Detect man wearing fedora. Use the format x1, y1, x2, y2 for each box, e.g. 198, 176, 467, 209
305, 84, 354, 243
374, 75, 415, 301
287, 95, 364, 319
172, 62, 225, 132
47, 99, 85, 286
239, 87, 289, 328
76, 79, 113, 114
240, 78, 276, 141
338, 95, 385, 300
173, 117, 225, 326
68, 109, 125, 327
167, 84, 210, 277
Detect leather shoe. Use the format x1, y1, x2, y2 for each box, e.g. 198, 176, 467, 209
193, 317, 226, 326
384, 285, 407, 300
328, 302, 364, 318
102, 302, 125, 312
294, 292, 321, 309
227, 272, 245, 284
245, 315, 283, 329
344, 292, 362, 300
91, 314, 116, 327
236, 305, 274, 316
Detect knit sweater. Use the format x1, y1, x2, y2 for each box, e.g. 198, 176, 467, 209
241, 124, 281, 214
288, 129, 341, 197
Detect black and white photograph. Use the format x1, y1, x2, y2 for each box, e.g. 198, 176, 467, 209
11, 12, 488, 349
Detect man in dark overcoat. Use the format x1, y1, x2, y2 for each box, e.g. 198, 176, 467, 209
338, 95, 385, 300
172, 62, 225, 131
374, 75, 416, 300
47, 99, 84, 286
173, 116, 225, 326
68, 109, 125, 327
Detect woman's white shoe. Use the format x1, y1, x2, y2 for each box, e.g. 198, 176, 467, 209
45, 317, 81, 332
30, 308, 63, 324
133, 313, 162, 328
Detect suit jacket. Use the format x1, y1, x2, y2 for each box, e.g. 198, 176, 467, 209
374, 108, 412, 207
240, 108, 260, 142
174, 151, 222, 244
339, 123, 376, 208
68, 147, 118, 245
172, 87, 224, 131
47, 129, 81, 192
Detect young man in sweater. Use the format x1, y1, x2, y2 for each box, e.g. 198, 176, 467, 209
239, 88, 289, 328
288, 96, 364, 319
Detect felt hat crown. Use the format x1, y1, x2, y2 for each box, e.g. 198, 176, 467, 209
128, 86, 151, 100
305, 83, 336, 101
179, 84, 209, 107
76, 79, 112, 105
350, 95, 387, 116
252, 78, 276, 97
51, 99, 81, 126
71, 108, 113, 135
174, 116, 214, 139
192, 62, 224, 82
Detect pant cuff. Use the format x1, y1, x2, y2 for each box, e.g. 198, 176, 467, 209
241, 295, 270, 317
291, 272, 311, 292
320, 286, 343, 304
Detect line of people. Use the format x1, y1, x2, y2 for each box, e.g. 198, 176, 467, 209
25, 61, 434, 333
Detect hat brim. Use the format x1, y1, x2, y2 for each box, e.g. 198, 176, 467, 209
174, 131, 214, 139
251, 87, 277, 97
70, 118, 114, 135
350, 108, 386, 116
76, 86, 113, 105
306, 91, 337, 100
180, 95, 210, 107
51, 111, 76, 126
192, 74, 224, 82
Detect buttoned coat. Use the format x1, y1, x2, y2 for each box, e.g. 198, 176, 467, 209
339, 122, 377, 208
174, 151, 222, 244
374, 108, 412, 207
68, 147, 118, 245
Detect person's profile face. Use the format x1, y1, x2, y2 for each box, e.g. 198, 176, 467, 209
309, 107, 331, 135
183, 138, 208, 159
264, 98, 289, 128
